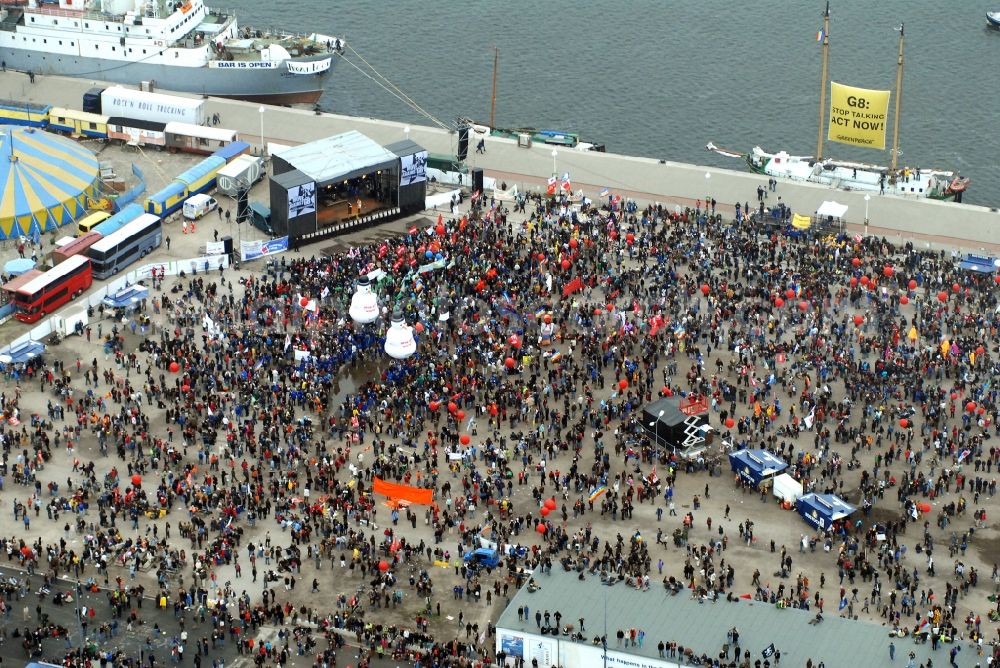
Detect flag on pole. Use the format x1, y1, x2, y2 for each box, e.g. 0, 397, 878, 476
762, 644, 776, 658
803, 406, 816, 430
560, 173, 572, 192
816, 29, 825, 43
546, 176, 557, 196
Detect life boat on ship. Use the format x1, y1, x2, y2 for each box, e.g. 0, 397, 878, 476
948, 176, 971, 193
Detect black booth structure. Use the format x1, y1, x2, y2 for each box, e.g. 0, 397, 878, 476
268, 130, 427, 243
641, 395, 713, 458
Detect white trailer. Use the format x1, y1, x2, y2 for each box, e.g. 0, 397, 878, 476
216, 154, 265, 197
100, 86, 205, 126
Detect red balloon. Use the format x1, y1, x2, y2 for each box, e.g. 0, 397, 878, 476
860, 275, 870, 286
619, 379, 629, 390
724, 417, 735, 429
544, 498, 557, 510
169, 361, 180, 373
447, 401, 458, 413
849, 277, 858, 288
569, 238, 578, 249
966, 401, 977, 413
429, 401, 440, 411
509, 334, 521, 348
883, 266, 894, 277
378, 560, 389, 572
952, 283, 961, 293
785, 289, 795, 300
977, 407, 986, 416
536, 524, 547, 534
606, 303, 615, 312
995, 274, 1000, 284
537, 253, 545, 262
131, 474, 142, 487
899, 295, 909, 305
851, 257, 861, 267
661, 386, 671, 396
899, 418, 908, 428
626, 233, 635, 245
456, 410, 466, 421
938, 291, 948, 303
798, 301, 808, 311
976, 345, 985, 355
504, 357, 516, 369
774, 297, 784, 308
414, 322, 425, 334
540, 507, 550, 517
853, 315, 864, 326
561, 259, 571, 270
435, 224, 445, 235
700, 284, 710, 296
609, 230, 618, 240
182, 384, 191, 393
460, 434, 470, 445
950, 392, 958, 400
907, 279, 917, 290
300, 297, 309, 307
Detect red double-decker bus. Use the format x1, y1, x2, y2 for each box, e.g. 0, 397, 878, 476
13, 255, 93, 323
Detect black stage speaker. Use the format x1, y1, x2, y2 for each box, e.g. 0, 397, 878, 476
472, 167, 484, 193
457, 124, 470, 162
236, 189, 250, 223
221, 235, 233, 255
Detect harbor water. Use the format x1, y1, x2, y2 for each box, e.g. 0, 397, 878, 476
231, 0, 999, 206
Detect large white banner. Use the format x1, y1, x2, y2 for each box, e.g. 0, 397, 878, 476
286, 58, 332, 74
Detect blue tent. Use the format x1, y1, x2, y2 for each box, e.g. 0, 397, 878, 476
728, 448, 787, 486
0, 339, 44, 365
958, 255, 999, 274
796, 493, 855, 531
102, 284, 149, 309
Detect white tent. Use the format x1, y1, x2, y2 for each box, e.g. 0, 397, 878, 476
816, 201, 848, 219
772, 473, 804, 503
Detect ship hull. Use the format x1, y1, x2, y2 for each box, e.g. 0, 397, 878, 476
0, 47, 331, 104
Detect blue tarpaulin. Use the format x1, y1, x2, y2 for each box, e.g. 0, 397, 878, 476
796, 493, 855, 530
102, 284, 149, 309
728, 448, 788, 486
958, 255, 999, 273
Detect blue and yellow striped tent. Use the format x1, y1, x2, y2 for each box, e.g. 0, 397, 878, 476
0, 125, 100, 240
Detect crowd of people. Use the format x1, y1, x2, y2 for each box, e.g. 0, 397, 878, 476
0, 182, 997, 668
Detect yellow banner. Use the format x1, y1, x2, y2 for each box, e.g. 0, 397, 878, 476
828, 82, 891, 150
791, 214, 812, 230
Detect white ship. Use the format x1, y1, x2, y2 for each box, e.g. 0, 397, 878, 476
0, 0, 342, 104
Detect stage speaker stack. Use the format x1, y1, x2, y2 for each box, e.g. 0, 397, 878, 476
457, 124, 470, 162
472, 168, 484, 193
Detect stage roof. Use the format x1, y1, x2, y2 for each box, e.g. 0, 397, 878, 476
277, 130, 398, 184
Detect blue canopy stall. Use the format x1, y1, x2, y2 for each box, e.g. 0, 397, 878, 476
958, 255, 999, 274
797, 493, 856, 531
728, 448, 788, 487
102, 284, 149, 310
0, 339, 44, 366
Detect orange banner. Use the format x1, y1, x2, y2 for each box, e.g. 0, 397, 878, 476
373, 477, 433, 505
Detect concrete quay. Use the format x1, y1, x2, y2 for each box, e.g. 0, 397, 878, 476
2, 70, 998, 251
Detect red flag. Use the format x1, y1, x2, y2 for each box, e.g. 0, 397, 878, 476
546, 177, 557, 196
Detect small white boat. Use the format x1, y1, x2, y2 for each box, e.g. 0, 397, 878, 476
987, 11, 1000, 29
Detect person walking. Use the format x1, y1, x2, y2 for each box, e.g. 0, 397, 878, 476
889, 641, 895, 661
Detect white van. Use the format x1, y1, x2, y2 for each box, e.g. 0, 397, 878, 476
183, 194, 218, 220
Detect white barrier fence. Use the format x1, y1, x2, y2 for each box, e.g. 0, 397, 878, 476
1, 253, 229, 356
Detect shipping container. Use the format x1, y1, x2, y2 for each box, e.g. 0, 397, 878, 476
100, 86, 205, 126
213, 140, 252, 164
216, 154, 265, 196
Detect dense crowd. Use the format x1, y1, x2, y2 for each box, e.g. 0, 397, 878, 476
0, 184, 997, 668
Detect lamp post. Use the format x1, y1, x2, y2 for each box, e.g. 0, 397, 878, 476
551, 149, 558, 177
404, 125, 410, 141
863, 194, 870, 237
648, 409, 665, 451
258, 106, 266, 157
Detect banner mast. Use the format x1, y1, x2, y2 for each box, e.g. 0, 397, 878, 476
889, 24, 904, 176
816, 1, 830, 160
